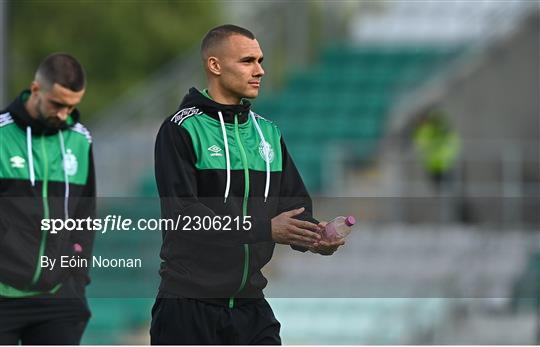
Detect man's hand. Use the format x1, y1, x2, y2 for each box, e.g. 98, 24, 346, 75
309, 221, 345, 255
271, 207, 321, 248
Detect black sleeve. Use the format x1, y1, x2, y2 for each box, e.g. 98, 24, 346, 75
71, 145, 96, 290
277, 137, 319, 252
154, 120, 272, 245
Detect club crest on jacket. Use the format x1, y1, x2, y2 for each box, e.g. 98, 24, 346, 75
63, 149, 78, 176
259, 141, 274, 163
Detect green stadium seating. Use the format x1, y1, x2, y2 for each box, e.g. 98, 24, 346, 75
254, 44, 461, 192
268, 298, 450, 344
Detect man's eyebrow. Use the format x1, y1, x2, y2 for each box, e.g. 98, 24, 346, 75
50, 99, 75, 108
239, 55, 264, 62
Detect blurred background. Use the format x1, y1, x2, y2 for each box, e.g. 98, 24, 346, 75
2, 0, 540, 344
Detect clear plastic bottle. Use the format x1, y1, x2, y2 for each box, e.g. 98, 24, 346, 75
321, 216, 356, 241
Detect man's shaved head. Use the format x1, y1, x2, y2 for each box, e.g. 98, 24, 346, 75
201, 24, 255, 60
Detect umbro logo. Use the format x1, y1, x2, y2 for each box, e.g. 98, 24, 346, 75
10, 156, 25, 169
208, 145, 223, 157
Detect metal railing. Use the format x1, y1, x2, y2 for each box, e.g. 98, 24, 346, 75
322, 138, 539, 227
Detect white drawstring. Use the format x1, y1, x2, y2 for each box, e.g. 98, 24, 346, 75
26, 127, 35, 187
26, 127, 70, 218
217, 111, 231, 203
58, 132, 69, 219
250, 112, 270, 203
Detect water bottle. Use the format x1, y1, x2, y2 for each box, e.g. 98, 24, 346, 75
321, 216, 356, 241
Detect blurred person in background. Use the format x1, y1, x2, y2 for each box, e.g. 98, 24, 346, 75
152, 24, 345, 345
0, 53, 96, 344
412, 107, 469, 222
412, 108, 461, 191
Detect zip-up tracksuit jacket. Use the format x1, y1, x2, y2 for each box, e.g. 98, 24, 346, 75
155, 88, 317, 308
0, 91, 96, 298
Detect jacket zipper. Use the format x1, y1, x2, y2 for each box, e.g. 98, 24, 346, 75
30, 135, 50, 287
229, 115, 250, 309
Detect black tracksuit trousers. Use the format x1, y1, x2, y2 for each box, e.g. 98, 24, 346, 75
0, 280, 90, 345
150, 293, 281, 345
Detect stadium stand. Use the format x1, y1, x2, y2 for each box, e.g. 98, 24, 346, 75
254, 44, 463, 191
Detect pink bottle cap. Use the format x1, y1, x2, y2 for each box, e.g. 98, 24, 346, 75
345, 216, 356, 226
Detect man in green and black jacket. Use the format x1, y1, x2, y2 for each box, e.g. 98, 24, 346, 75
151, 25, 345, 345
0, 53, 95, 344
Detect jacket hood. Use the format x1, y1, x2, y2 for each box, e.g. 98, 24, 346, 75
179, 87, 251, 124
6, 90, 81, 136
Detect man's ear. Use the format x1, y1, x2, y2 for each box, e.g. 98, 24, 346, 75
207, 57, 221, 76
30, 81, 40, 94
